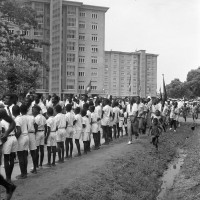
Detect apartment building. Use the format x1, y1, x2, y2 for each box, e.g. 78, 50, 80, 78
104, 50, 158, 98
19, 0, 108, 97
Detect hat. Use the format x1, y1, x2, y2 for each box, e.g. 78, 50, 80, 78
147, 96, 151, 99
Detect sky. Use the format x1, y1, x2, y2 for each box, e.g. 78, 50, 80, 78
73, 0, 200, 90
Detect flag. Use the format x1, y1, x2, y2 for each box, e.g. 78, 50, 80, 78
128, 76, 131, 92
85, 80, 91, 94
163, 75, 167, 102
159, 87, 162, 100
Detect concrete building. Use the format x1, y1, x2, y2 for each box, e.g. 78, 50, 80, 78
23, 0, 109, 97
104, 50, 158, 98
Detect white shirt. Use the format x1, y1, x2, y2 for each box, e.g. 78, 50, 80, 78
126, 103, 139, 116
46, 116, 56, 132
66, 111, 75, 127
74, 114, 82, 132
35, 114, 46, 131
113, 106, 120, 123
15, 115, 28, 136
54, 113, 66, 129
27, 115, 35, 133
95, 105, 102, 119
82, 116, 90, 133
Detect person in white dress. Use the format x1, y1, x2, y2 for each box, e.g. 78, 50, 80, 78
73, 107, 82, 156
32, 105, 47, 168
65, 104, 75, 158
12, 105, 29, 179
90, 106, 99, 150
45, 107, 57, 166
95, 99, 102, 147
54, 105, 67, 163
81, 109, 91, 154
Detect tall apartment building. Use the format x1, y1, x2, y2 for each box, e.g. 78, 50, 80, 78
22, 0, 108, 97
104, 50, 158, 98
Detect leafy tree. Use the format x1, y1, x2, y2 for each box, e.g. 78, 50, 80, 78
166, 78, 184, 98
0, 0, 49, 97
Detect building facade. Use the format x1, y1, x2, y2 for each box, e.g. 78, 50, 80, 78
25, 0, 109, 97
104, 50, 158, 98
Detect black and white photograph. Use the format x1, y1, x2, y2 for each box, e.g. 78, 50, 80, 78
0, 0, 200, 199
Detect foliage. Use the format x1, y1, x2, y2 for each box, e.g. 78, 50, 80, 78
0, 0, 49, 97
166, 67, 200, 99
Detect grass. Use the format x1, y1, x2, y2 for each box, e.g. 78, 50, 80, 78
51, 124, 193, 200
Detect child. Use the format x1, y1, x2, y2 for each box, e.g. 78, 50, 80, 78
32, 105, 47, 168
54, 105, 66, 163
65, 104, 75, 158
27, 108, 37, 174
73, 107, 82, 156
45, 107, 57, 167
13, 105, 29, 179
81, 109, 90, 154
123, 108, 128, 136
118, 106, 124, 137
83, 103, 92, 151
149, 118, 162, 150
90, 106, 99, 150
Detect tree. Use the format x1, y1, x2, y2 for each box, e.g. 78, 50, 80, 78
186, 68, 200, 97
166, 78, 184, 98
0, 0, 49, 97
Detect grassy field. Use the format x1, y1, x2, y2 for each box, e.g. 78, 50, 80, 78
49, 124, 194, 200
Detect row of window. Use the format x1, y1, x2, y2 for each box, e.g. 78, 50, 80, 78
78, 85, 97, 90
66, 71, 98, 77
80, 12, 98, 19
66, 54, 98, 64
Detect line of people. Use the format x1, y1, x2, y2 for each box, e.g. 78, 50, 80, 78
0, 92, 192, 199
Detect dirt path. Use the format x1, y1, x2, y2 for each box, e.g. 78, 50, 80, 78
10, 137, 143, 200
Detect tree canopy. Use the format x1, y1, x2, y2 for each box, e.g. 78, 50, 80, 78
166, 67, 200, 99
0, 0, 49, 97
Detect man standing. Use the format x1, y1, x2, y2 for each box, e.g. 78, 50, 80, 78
0, 108, 17, 200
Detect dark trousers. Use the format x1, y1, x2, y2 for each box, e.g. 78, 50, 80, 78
102, 125, 109, 143
17, 151, 28, 176
170, 119, 177, 130
4, 153, 15, 181
65, 138, 73, 157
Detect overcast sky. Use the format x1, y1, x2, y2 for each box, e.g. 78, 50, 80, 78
73, 0, 200, 90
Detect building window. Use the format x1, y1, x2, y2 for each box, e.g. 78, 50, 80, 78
67, 6, 76, 15
67, 54, 75, 62
79, 34, 85, 40
92, 47, 98, 53
34, 31, 43, 36
67, 42, 75, 51
66, 79, 75, 89
91, 58, 98, 63
91, 25, 98, 30
67, 18, 76, 27
91, 72, 98, 77
67, 71, 75, 76
36, 16, 44, 24
91, 86, 97, 90
78, 85, 85, 90
35, 2, 44, 12
92, 36, 98, 41
79, 57, 85, 63
67, 30, 76, 39
80, 12, 86, 17
79, 72, 85, 76
79, 46, 85, 52
79, 23, 86, 29
91, 13, 98, 19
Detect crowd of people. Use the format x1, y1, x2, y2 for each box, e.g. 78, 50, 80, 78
0, 92, 199, 199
